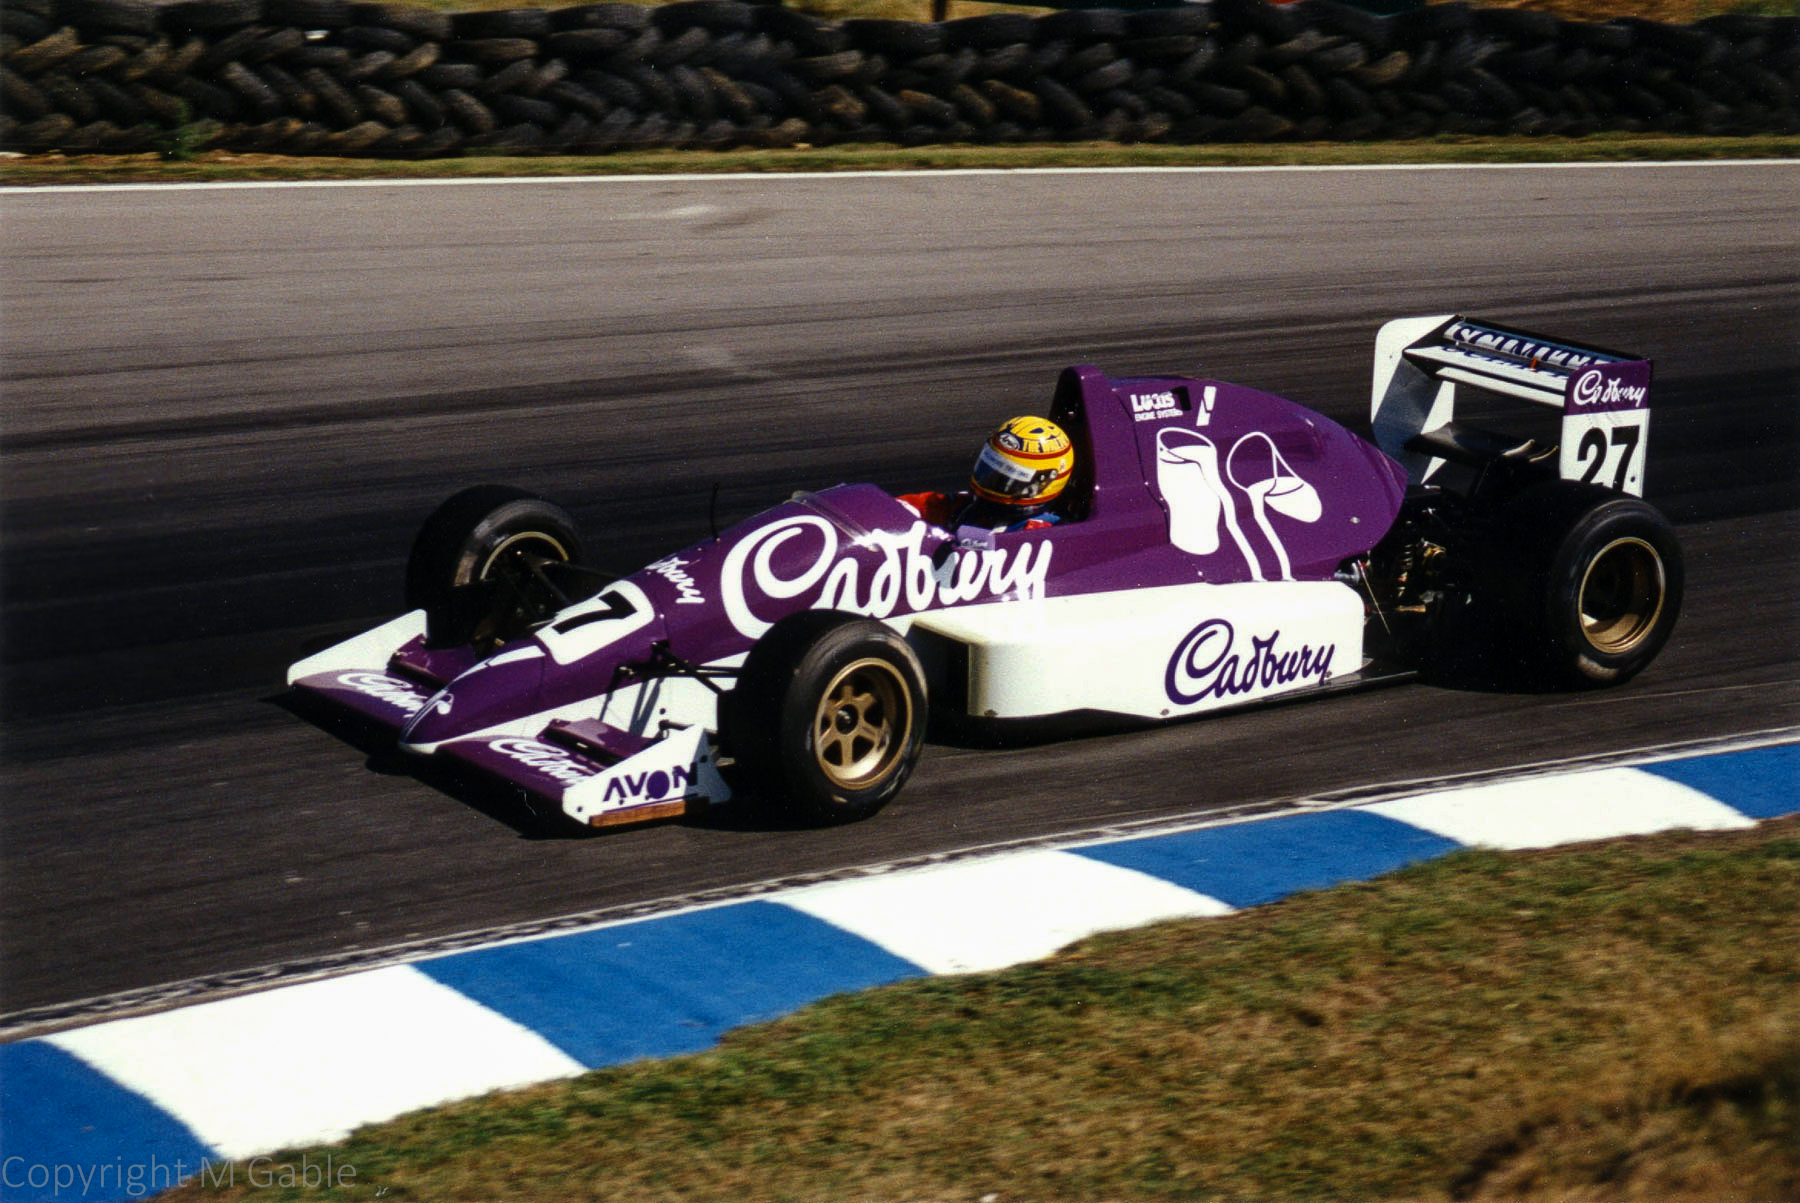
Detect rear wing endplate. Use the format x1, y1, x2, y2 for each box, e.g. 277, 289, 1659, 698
1371, 315, 1652, 496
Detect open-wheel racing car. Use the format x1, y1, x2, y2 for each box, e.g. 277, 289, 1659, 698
288, 315, 1682, 830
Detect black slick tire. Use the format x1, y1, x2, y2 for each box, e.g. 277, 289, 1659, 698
405, 484, 586, 649
1493, 481, 1683, 687
729, 610, 927, 825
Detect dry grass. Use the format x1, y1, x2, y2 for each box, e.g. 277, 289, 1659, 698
1458, 1020, 1800, 1201
4, 133, 1797, 187
169, 816, 1800, 1203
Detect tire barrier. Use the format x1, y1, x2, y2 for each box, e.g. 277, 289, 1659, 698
2, 0, 1796, 157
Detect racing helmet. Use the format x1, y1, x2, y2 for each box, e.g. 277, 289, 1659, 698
970, 416, 1075, 507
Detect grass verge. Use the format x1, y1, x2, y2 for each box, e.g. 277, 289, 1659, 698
3, 134, 1799, 186
172, 815, 1800, 1202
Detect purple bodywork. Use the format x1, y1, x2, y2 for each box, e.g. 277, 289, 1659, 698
292, 365, 1408, 818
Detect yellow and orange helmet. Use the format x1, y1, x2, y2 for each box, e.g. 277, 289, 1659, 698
970, 416, 1075, 507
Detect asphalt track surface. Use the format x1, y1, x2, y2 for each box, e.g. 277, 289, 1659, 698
2, 163, 1796, 1019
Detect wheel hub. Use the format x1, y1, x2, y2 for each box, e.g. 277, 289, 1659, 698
813, 658, 910, 791
1579, 536, 1665, 656
472, 531, 572, 648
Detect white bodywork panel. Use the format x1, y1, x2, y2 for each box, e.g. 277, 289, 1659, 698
1558, 402, 1650, 497
562, 725, 732, 824
909, 580, 1365, 720
285, 610, 427, 685
1371, 314, 1459, 486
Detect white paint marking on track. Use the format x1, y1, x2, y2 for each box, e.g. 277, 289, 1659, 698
3, 159, 1796, 195
607, 202, 721, 220
46, 965, 584, 1159
779, 848, 1232, 975
681, 343, 775, 379
1362, 766, 1757, 851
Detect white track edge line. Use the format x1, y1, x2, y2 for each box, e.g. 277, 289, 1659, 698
3, 158, 1796, 195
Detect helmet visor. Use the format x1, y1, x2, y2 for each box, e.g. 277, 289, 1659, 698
973, 443, 1061, 503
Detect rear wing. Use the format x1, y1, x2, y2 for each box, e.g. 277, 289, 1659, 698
1371, 315, 1652, 496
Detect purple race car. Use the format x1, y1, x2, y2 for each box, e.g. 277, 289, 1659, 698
288, 316, 1681, 829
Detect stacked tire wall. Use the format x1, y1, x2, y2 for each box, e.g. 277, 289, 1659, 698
3, 0, 1796, 157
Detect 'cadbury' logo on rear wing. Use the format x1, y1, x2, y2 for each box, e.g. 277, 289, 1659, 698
1567, 363, 1650, 412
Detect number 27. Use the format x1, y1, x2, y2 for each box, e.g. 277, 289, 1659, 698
1577, 424, 1641, 491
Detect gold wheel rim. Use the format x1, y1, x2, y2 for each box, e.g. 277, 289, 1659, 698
1579, 537, 1665, 656
478, 531, 571, 584
813, 658, 910, 792
471, 531, 572, 648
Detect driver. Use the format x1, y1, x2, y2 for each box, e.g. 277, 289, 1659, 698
899, 416, 1075, 533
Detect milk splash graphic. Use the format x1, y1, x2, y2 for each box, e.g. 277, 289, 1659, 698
1156, 422, 1322, 581
1227, 431, 1322, 580
1156, 428, 1236, 558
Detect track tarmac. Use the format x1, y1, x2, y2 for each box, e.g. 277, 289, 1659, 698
2, 163, 1795, 1015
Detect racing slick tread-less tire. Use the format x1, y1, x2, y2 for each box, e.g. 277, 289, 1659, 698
730, 610, 928, 825
406, 484, 587, 649
1495, 481, 1683, 688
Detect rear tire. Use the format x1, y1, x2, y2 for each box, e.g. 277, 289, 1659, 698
729, 610, 927, 825
1492, 482, 1682, 687
406, 485, 587, 650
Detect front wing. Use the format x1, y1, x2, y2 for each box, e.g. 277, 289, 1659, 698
288, 613, 733, 829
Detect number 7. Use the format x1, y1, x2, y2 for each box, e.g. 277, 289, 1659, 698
1608, 425, 1641, 491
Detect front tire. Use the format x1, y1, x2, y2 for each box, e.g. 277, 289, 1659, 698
729, 610, 928, 825
405, 485, 587, 650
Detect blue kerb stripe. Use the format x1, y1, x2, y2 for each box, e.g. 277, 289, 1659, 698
1075, 810, 1464, 908
417, 900, 926, 1068
1641, 744, 1800, 820
0, 1042, 213, 1203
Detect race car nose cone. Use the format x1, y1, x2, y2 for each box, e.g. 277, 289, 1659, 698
398, 647, 548, 752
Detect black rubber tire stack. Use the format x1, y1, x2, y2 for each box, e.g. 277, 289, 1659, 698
3, 0, 1796, 157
